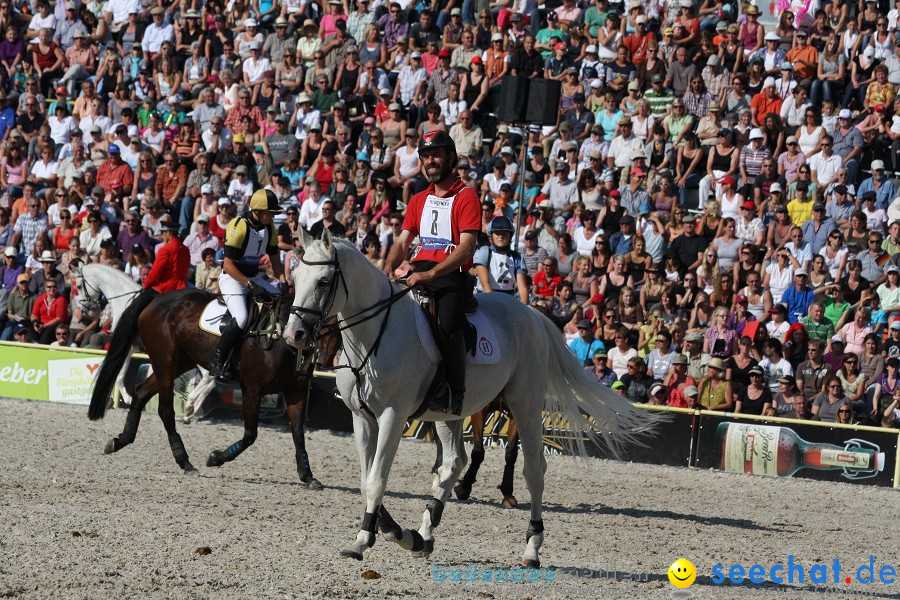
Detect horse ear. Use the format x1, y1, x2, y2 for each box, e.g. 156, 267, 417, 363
321, 226, 333, 251
296, 227, 314, 249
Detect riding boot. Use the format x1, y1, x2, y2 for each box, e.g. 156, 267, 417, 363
430, 330, 466, 415
209, 320, 243, 380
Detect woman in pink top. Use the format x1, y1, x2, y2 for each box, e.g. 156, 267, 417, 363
840, 307, 872, 355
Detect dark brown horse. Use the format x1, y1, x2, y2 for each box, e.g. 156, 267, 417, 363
88, 288, 339, 487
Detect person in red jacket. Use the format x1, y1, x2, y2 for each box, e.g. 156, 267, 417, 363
31, 278, 69, 344
143, 220, 190, 293
383, 130, 481, 414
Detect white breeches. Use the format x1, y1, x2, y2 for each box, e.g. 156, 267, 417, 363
218, 272, 281, 328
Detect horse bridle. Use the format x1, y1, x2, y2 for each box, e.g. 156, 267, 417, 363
290, 247, 413, 413
73, 263, 140, 312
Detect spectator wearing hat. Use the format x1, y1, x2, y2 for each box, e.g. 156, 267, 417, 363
1, 272, 34, 341
95, 142, 133, 195
697, 357, 732, 410
184, 212, 220, 267
644, 74, 675, 117
799, 201, 838, 254
735, 364, 773, 415
563, 92, 594, 142
738, 128, 771, 188
262, 115, 300, 169
622, 15, 653, 65
29, 248, 65, 296
141, 6, 175, 58
607, 115, 644, 176
750, 77, 783, 127
586, 348, 617, 386
143, 218, 189, 293
857, 160, 895, 212
60, 29, 96, 98
831, 108, 864, 185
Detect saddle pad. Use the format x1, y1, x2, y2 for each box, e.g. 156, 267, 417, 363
415, 305, 500, 366
198, 300, 228, 336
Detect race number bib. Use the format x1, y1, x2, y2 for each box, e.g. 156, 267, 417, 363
420, 195, 454, 251
490, 251, 515, 290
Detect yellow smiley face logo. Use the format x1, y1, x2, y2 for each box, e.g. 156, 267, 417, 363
667, 558, 696, 588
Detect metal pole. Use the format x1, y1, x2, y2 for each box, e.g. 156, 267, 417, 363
513, 120, 529, 252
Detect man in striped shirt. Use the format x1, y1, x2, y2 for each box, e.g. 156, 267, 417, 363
643, 74, 674, 117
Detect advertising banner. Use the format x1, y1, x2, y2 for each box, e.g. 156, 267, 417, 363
695, 412, 898, 488
0, 344, 103, 404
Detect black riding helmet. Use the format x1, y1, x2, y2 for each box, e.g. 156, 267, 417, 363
418, 130, 458, 181
418, 130, 456, 153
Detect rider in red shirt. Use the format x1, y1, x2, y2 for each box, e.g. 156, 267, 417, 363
384, 130, 481, 414
143, 220, 190, 293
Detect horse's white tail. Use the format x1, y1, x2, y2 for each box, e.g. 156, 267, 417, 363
535, 311, 662, 459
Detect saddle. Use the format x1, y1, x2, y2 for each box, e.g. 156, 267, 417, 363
409, 287, 478, 419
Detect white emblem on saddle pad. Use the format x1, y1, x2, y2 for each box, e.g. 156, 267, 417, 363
415, 306, 500, 366
198, 300, 229, 336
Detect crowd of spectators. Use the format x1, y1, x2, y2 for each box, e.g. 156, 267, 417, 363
1, 0, 900, 429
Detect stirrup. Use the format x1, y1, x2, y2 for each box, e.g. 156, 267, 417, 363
429, 383, 462, 415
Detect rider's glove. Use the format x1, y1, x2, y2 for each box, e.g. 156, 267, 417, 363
248, 281, 272, 303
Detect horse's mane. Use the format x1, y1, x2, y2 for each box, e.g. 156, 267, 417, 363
80, 262, 141, 289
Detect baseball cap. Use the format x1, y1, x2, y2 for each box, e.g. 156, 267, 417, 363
107, 143, 120, 153
683, 386, 698, 397
217, 196, 232, 206
892, 322, 900, 331
813, 202, 825, 211
611, 381, 625, 390
524, 231, 537, 240
196, 213, 210, 223
749, 128, 764, 140
201, 183, 214, 194
770, 182, 783, 193
838, 108, 853, 119
16, 272, 28, 283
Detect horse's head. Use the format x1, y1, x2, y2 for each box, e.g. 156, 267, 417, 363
72, 261, 101, 312
284, 228, 347, 349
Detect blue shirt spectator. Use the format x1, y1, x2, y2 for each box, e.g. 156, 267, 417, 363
781, 274, 816, 324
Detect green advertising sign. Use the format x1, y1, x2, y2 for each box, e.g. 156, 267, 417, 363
0, 343, 104, 404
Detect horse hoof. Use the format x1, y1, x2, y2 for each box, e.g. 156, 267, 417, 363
103, 439, 117, 454
340, 548, 363, 561
303, 477, 323, 490
520, 558, 540, 569
411, 538, 435, 558
501, 496, 518, 509
183, 463, 199, 475
454, 483, 471, 500
206, 451, 225, 467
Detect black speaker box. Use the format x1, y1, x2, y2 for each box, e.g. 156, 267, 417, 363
525, 78, 562, 125
496, 76, 529, 123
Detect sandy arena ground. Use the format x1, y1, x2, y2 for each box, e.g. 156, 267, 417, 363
1, 397, 898, 600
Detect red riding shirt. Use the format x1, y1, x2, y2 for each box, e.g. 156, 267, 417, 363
403, 178, 481, 270
143, 237, 190, 293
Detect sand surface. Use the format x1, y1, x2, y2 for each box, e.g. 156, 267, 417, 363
1, 397, 896, 600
